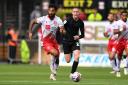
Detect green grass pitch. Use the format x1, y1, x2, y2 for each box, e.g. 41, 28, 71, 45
0, 64, 128, 85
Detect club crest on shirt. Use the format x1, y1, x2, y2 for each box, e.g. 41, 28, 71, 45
45, 25, 50, 30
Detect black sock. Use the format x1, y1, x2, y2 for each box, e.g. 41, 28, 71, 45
55, 57, 59, 65
71, 61, 78, 73
114, 58, 117, 67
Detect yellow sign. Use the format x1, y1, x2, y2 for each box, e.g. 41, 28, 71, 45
86, 0, 93, 7
64, 0, 84, 7
112, 1, 128, 8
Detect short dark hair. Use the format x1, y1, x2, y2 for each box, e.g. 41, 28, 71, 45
48, 4, 57, 10
108, 12, 114, 15
121, 10, 127, 15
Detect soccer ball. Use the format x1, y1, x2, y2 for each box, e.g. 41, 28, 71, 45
72, 72, 81, 82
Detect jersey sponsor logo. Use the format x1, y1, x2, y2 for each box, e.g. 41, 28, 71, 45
59, 53, 111, 67
63, 20, 67, 24
45, 25, 50, 30
76, 42, 80, 46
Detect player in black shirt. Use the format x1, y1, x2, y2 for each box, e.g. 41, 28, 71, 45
62, 8, 84, 78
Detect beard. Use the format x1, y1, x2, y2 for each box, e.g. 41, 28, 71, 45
48, 14, 55, 20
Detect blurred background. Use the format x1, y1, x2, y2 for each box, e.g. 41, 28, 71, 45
0, 0, 128, 66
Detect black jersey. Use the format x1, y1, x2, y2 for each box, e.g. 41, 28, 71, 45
63, 17, 84, 43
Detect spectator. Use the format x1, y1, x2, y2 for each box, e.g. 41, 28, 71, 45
6, 25, 18, 64
87, 8, 102, 21
30, 5, 41, 20
20, 39, 30, 63
116, 11, 122, 20
30, 5, 42, 39
79, 11, 86, 20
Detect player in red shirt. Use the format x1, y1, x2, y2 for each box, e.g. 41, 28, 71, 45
113, 11, 128, 77
29, 4, 65, 80
104, 13, 117, 74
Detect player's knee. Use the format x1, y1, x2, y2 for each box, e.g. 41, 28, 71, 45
109, 52, 115, 60
50, 49, 59, 56
109, 57, 114, 60
126, 52, 128, 57
109, 55, 114, 60
74, 56, 79, 62
74, 53, 80, 61
65, 55, 70, 63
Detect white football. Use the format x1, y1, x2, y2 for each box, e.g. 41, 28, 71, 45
72, 72, 81, 82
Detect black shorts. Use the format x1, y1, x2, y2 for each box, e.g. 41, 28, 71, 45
62, 41, 80, 54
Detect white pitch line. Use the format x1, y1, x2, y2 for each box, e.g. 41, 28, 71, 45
0, 72, 49, 75
0, 80, 107, 85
